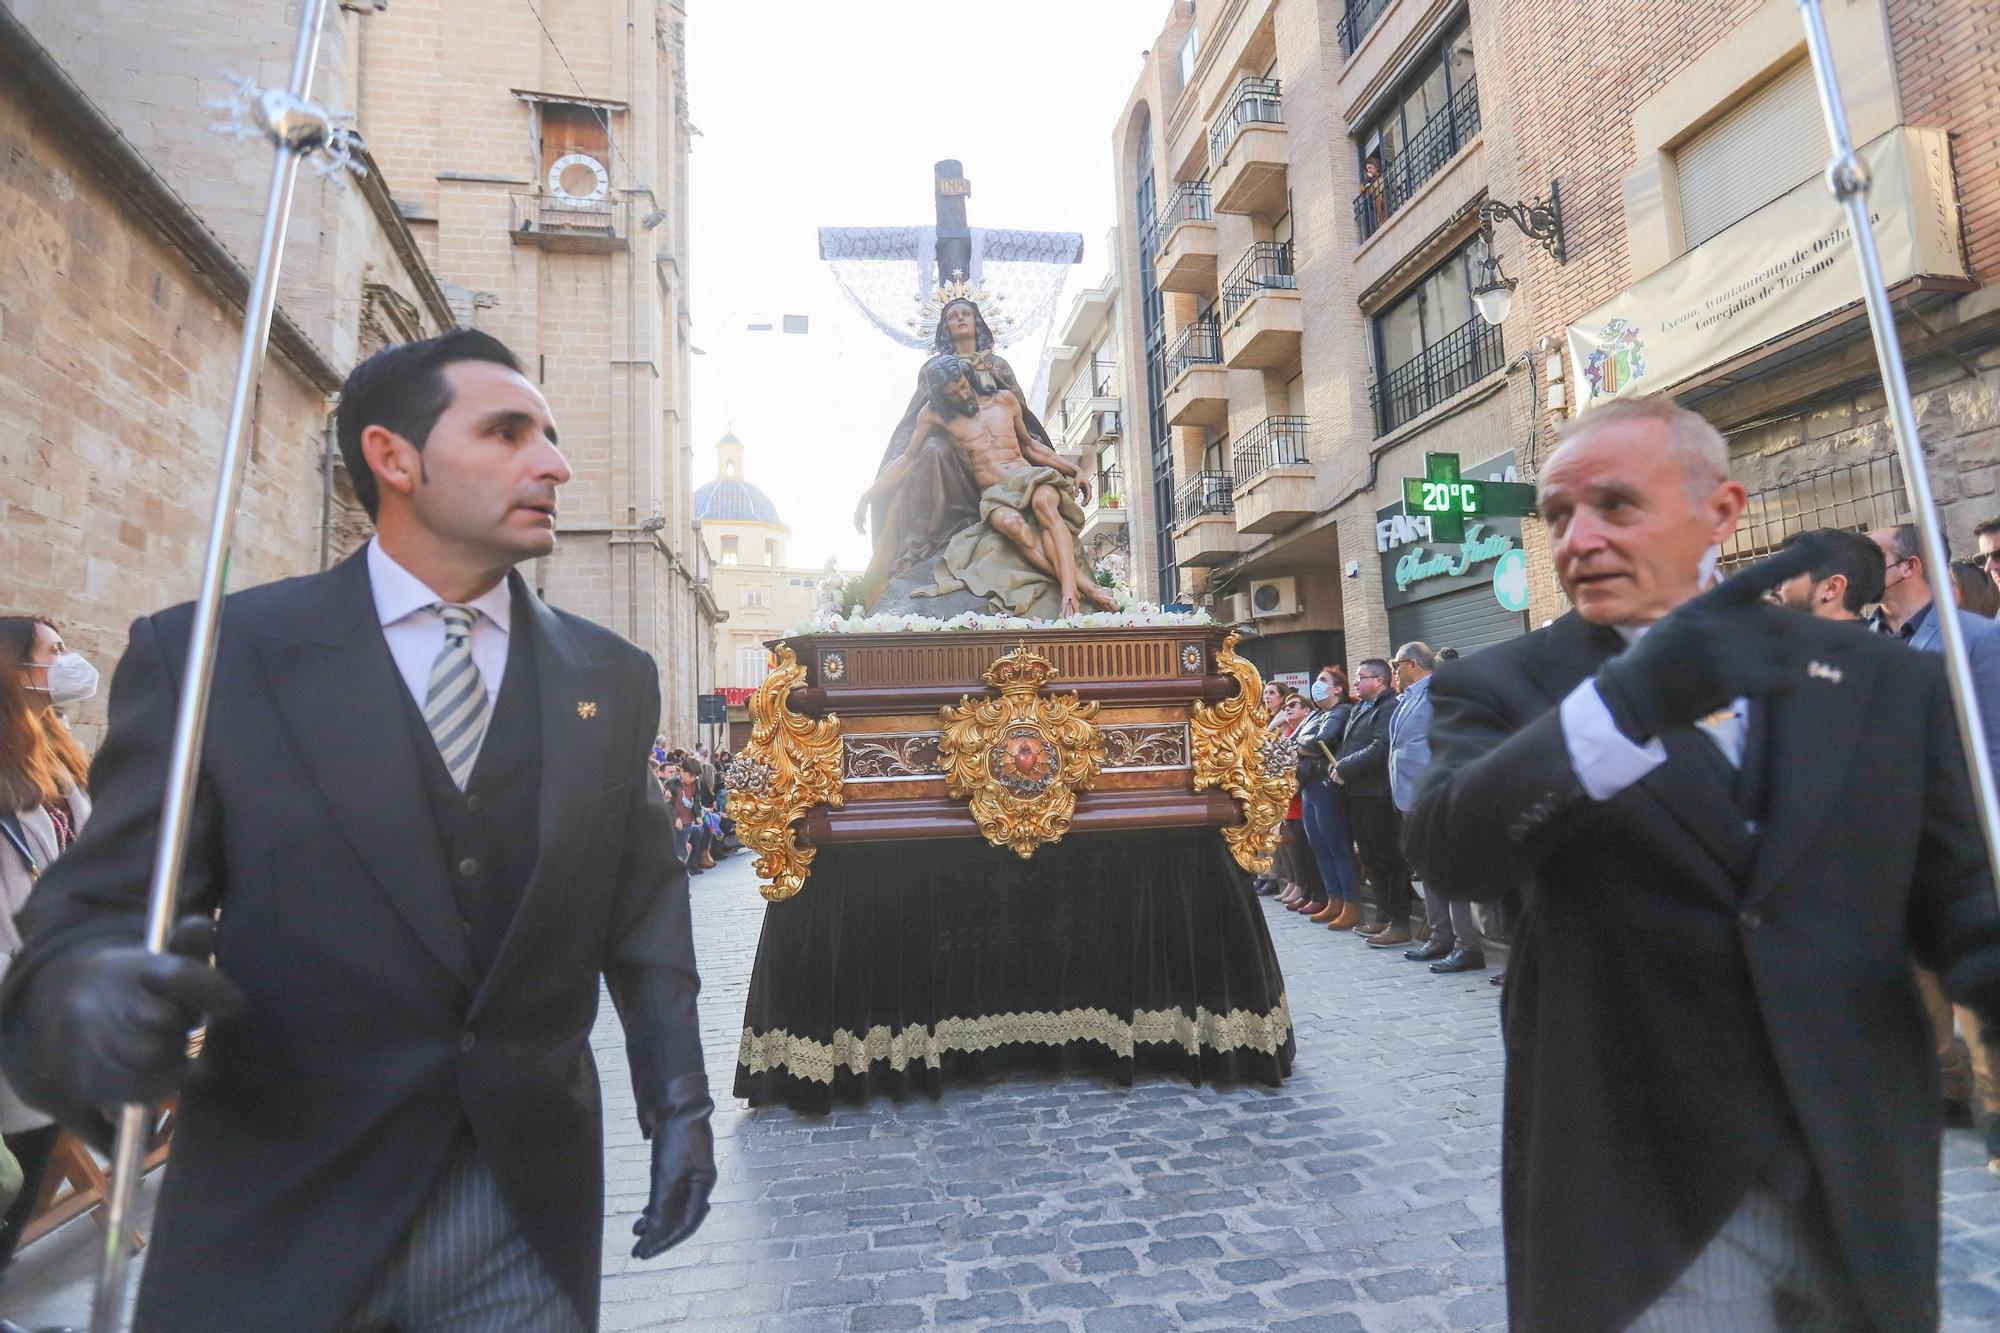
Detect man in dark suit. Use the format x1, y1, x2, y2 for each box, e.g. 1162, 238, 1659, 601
1407, 395, 2000, 1331
0, 331, 715, 1330
1332, 659, 1415, 947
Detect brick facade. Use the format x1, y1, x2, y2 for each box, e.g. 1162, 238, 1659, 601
1, 1, 446, 749
1106, 0, 2000, 663
3, 0, 712, 752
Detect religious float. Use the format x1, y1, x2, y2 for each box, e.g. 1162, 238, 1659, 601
727, 165, 1297, 1112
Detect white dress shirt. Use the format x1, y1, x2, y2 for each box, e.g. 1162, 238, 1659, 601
1562, 622, 1747, 801
366, 538, 512, 710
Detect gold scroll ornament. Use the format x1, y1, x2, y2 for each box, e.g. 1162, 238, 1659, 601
1191, 632, 1297, 874
938, 645, 1107, 858
724, 647, 843, 901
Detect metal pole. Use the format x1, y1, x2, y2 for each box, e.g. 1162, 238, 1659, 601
89, 1, 333, 1327
1795, 0, 2000, 903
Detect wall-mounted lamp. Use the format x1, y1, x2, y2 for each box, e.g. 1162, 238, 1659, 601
1471, 183, 1567, 326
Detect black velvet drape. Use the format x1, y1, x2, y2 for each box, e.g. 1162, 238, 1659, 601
734, 828, 1295, 1112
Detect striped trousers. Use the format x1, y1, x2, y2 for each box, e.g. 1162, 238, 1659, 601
1627, 1186, 1871, 1332
340, 1134, 587, 1333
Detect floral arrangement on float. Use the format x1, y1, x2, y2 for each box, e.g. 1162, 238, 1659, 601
795, 553, 1213, 636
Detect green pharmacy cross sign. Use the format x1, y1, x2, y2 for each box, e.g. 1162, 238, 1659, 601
1403, 453, 1538, 543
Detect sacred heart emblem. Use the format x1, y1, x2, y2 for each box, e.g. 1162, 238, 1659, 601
988, 725, 1058, 797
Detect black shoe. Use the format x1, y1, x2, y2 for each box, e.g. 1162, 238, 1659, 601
1944, 1097, 1977, 1130
1405, 936, 1453, 962
1429, 947, 1487, 974
1489, 969, 1506, 987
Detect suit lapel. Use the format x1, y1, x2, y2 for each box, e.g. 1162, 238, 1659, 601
1633, 729, 1757, 892
1521, 612, 1621, 704
259, 553, 478, 991
473, 578, 614, 1008
1744, 631, 1871, 908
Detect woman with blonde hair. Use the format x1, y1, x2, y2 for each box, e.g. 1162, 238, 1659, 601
0, 614, 95, 1274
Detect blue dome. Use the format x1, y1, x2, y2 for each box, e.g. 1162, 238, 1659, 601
693, 476, 783, 525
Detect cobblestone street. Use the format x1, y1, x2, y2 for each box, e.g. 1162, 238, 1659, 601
9, 848, 2000, 1328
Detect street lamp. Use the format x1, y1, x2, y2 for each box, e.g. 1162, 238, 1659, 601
1471, 183, 1567, 326
1472, 237, 1517, 326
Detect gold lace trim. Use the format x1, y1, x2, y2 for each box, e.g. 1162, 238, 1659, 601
737, 994, 1293, 1085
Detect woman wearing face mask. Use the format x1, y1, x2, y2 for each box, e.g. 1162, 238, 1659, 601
1293, 665, 1365, 930
1267, 691, 1329, 915
0, 615, 96, 1274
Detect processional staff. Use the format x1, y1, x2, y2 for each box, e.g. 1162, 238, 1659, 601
84, 0, 366, 1327
1793, 0, 2000, 906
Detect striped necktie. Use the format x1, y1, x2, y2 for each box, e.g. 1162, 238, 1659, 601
423, 603, 491, 789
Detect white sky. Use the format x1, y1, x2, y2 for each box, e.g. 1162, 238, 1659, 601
686, 0, 1163, 570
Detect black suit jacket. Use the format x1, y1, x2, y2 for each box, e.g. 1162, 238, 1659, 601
0, 551, 699, 1331
1333, 694, 1395, 796
1406, 610, 1999, 1332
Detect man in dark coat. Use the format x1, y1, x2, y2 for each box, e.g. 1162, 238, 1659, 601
1333, 659, 1416, 946
0, 331, 715, 1330
1407, 394, 2000, 1331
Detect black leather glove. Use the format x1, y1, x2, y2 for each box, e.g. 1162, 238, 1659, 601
632, 1071, 716, 1260
1592, 543, 1821, 744
11, 916, 243, 1117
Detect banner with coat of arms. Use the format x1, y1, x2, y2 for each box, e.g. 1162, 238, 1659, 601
1566, 126, 1966, 410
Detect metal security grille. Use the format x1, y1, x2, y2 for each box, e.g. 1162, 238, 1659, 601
1136, 118, 1180, 603
1388, 588, 1527, 657
1719, 454, 1909, 571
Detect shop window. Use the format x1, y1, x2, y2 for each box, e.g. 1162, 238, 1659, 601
1675, 59, 1830, 250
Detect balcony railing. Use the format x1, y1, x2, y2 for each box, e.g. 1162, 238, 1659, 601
1176, 471, 1235, 524
1093, 466, 1127, 512
1370, 318, 1505, 436
1338, 0, 1393, 58
1152, 182, 1214, 256
1354, 77, 1482, 242
1209, 77, 1283, 162
1232, 416, 1310, 486
1220, 242, 1297, 322
510, 193, 627, 248
1168, 316, 1223, 380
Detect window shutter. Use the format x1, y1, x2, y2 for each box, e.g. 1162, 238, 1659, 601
1675, 60, 1831, 251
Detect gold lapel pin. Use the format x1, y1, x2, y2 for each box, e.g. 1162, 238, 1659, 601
577, 700, 598, 719
1807, 661, 1843, 685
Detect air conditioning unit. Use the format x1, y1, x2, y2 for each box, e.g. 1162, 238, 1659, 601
1098, 409, 1121, 438
1248, 576, 1299, 619
1223, 591, 1255, 625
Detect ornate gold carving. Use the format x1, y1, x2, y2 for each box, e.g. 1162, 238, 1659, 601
1101, 723, 1190, 770
842, 732, 944, 781
1190, 633, 1296, 874
725, 647, 843, 901
938, 646, 1106, 858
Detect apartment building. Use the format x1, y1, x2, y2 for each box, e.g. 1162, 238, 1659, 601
1112, 0, 2000, 668
1487, 0, 2000, 582
1038, 240, 1137, 581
